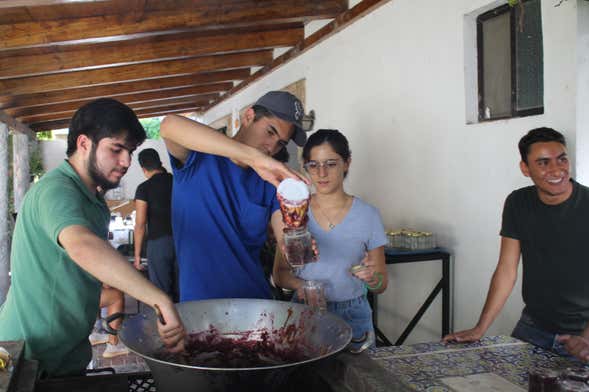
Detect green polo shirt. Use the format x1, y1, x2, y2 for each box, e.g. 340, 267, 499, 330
0, 160, 110, 377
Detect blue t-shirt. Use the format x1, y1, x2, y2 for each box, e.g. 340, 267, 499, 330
170, 150, 279, 301
297, 197, 387, 302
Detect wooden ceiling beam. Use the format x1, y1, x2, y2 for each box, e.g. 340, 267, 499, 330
19, 95, 218, 124
29, 104, 205, 132
6, 83, 233, 118
0, 0, 136, 12
128, 95, 218, 112
0, 69, 250, 110
206, 0, 392, 112
136, 107, 203, 119
29, 119, 70, 132
0, 51, 272, 96
0, 0, 347, 49
0, 27, 303, 79
133, 105, 204, 118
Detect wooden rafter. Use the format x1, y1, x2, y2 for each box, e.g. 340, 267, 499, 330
19, 94, 218, 124
0, 26, 303, 79
6, 83, 232, 118
0, 0, 390, 131
29, 106, 204, 132
0, 0, 347, 49
0, 69, 250, 110
0, 51, 272, 96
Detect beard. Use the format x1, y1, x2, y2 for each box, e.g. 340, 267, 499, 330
87, 144, 121, 191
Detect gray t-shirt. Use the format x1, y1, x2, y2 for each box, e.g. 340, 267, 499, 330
297, 197, 387, 302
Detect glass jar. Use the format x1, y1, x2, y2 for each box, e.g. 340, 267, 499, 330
555, 379, 589, 392
562, 368, 589, 383
302, 280, 327, 312
283, 226, 316, 268
528, 367, 561, 392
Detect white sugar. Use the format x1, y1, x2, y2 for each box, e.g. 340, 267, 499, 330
277, 179, 309, 201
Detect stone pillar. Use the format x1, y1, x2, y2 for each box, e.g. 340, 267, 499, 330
12, 132, 30, 213
0, 122, 9, 304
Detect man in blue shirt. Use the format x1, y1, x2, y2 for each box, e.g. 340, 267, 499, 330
160, 91, 308, 301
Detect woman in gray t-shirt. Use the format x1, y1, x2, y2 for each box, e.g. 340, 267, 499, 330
273, 129, 388, 352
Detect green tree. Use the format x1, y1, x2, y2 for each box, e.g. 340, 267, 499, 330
139, 117, 161, 140
29, 142, 45, 181
36, 130, 53, 140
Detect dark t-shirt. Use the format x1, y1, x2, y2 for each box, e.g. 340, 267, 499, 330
134, 172, 173, 240
500, 179, 589, 334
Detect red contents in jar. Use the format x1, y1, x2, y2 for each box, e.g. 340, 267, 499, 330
283, 229, 316, 267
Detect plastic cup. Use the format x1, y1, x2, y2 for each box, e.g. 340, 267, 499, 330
277, 179, 310, 228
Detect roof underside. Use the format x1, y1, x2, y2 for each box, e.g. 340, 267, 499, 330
0, 0, 389, 133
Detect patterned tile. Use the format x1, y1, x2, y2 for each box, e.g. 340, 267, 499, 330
367, 336, 584, 391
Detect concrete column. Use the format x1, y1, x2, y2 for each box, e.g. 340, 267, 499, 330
12, 132, 30, 213
0, 122, 9, 304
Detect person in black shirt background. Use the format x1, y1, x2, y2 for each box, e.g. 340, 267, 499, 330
134, 148, 177, 301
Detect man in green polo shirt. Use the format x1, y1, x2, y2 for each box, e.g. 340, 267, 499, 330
0, 98, 185, 377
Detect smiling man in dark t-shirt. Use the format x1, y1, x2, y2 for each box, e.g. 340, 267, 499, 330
443, 127, 589, 361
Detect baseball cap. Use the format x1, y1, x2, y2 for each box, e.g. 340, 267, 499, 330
254, 91, 306, 146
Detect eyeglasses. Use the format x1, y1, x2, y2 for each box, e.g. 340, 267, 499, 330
303, 159, 342, 173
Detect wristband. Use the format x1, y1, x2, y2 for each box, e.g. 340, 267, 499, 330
366, 272, 383, 291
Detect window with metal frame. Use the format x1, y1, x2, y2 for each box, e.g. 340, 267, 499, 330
477, 0, 544, 121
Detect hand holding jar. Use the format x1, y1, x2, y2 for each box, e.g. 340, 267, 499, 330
277, 179, 318, 267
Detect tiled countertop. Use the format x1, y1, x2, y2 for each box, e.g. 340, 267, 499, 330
367, 335, 582, 391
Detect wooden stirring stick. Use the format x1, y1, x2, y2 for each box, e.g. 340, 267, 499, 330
153, 304, 167, 325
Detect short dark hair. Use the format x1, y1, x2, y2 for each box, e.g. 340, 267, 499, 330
518, 127, 566, 163
66, 98, 146, 157
302, 129, 351, 177
138, 148, 163, 171
252, 105, 274, 122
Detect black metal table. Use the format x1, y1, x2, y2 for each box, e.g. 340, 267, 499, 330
368, 247, 451, 346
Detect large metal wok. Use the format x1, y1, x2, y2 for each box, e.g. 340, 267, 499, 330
116, 298, 352, 392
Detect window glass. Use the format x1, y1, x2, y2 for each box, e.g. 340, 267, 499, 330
515, 0, 543, 112
476, 0, 543, 121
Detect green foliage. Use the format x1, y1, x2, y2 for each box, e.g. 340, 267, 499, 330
36, 130, 53, 140
139, 117, 161, 140
29, 143, 45, 180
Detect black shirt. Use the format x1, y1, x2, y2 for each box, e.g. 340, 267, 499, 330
501, 179, 589, 334
134, 172, 173, 240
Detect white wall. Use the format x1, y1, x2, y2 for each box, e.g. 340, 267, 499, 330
40, 139, 67, 173
118, 139, 171, 200
40, 138, 170, 200
576, 0, 589, 183
204, 0, 581, 343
